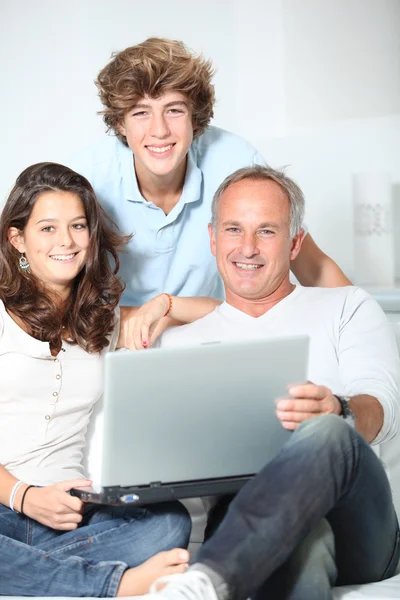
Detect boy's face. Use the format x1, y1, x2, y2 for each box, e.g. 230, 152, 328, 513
119, 91, 194, 186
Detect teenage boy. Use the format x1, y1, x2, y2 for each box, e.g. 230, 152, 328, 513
68, 37, 350, 305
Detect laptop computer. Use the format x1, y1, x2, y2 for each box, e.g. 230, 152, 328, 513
72, 335, 309, 506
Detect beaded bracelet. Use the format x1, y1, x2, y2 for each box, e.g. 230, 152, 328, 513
163, 293, 173, 317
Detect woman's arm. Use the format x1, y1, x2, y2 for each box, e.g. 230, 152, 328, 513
0, 464, 91, 530
291, 234, 351, 287
0, 464, 24, 511
119, 295, 221, 350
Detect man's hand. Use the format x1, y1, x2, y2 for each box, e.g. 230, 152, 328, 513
21, 478, 91, 530
276, 382, 341, 430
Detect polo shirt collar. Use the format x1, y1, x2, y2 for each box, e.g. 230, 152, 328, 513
120, 145, 139, 202
121, 144, 203, 207
180, 147, 202, 206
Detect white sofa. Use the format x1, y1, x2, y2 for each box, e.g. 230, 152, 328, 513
4, 324, 400, 599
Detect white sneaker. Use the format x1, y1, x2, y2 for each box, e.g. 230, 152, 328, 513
143, 570, 219, 600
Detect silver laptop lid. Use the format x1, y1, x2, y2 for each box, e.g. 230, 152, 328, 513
101, 336, 309, 487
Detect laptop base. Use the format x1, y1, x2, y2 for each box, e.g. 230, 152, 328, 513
71, 474, 253, 506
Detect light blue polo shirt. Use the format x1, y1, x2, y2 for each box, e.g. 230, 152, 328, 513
68, 126, 266, 305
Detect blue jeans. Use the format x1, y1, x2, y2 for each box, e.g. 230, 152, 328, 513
0, 500, 191, 597
196, 415, 400, 600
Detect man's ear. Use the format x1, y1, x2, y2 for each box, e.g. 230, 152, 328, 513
289, 228, 305, 261
208, 223, 217, 258
8, 227, 25, 253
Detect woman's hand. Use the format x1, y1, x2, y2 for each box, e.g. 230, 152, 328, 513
21, 478, 91, 530
118, 295, 221, 350
119, 296, 170, 350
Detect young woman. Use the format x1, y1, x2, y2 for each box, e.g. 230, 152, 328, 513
0, 162, 197, 597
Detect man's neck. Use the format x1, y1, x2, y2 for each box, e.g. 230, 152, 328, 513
135, 157, 187, 216
225, 279, 296, 318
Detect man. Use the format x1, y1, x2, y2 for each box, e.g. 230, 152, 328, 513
140, 165, 400, 599
68, 37, 350, 307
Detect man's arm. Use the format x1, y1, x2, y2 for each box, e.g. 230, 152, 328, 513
348, 394, 384, 443
276, 288, 400, 444
291, 234, 351, 287
277, 386, 383, 443
336, 289, 400, 444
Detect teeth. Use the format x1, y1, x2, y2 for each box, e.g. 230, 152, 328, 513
50, 254, 76, 261
235, 263, 262, 270
147, 144, 173, 154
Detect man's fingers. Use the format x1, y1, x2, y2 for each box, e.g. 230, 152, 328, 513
280, 421, 299, 431
276, 399, 322, 413
288, 383, 330, 399
277, 410, 319, 423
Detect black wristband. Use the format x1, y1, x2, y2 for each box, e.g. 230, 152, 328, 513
20, 485, 34, 516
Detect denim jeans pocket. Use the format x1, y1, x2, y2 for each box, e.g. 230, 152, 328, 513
381, 526, 400, 580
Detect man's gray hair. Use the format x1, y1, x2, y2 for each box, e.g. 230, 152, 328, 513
211, 165, 305, 238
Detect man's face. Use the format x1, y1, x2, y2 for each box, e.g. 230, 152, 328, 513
119, 90, 194, 184
209, 178, 303, 308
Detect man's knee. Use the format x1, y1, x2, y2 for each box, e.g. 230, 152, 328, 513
295, 414, 357, 448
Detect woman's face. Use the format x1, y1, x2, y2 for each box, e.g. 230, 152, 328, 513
9, 190, 90, 299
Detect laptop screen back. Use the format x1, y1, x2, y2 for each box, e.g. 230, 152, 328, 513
100, 336, 309, 487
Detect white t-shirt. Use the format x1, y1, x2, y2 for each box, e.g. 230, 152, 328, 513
0, 300, 119, 486
159, 286, 400, 447
159, 285, 400, 518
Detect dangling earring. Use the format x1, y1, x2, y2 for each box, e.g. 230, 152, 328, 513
19, 253, 30, 273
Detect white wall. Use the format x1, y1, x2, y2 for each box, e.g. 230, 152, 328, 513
283, 0, 400, 129
1, 0, 400, 280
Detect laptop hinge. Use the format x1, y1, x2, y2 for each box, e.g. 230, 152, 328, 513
150, 481, 162, 488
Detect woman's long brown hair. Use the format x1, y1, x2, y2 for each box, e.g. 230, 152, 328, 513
0, 162, 130, 353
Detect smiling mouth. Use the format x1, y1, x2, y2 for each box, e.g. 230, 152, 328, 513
146, 144, 175, 154
49, 253, 78, 262
233, 262, 263, 270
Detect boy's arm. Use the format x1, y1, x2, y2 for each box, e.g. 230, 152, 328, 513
291, 234, 351, 287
